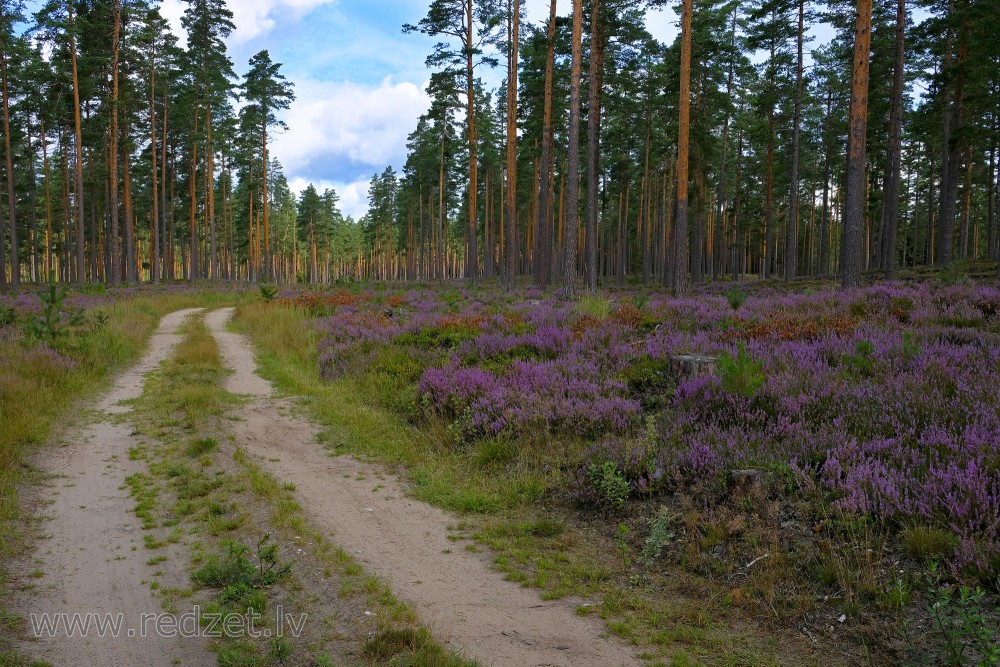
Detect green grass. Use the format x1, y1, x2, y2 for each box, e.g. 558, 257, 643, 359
123, 303, 471, 666
231, 302, 549, 515
0, 287, 248, 663
233, 301, 809, 666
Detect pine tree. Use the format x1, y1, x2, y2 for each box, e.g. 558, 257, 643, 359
181, 0, 234, 280
404, 0, 499, 285
564, 0, 583, 295
841, 0, 873, 288
242, 50, 294, 283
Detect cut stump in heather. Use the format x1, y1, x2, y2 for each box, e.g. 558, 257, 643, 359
670, 354, 718, 380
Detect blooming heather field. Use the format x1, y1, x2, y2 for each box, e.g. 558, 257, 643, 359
307, 281, 1000, 577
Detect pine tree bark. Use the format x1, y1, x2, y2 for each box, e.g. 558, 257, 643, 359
564, 0, 583, 295
122, 127, 136, 282
0, 12, 17, 288
207, 103, 217, 279
261, 115, 269, 281
109, 0, 121, 283
785, 0, 805, 281
880, 0, 905, 277
189, 84, 201, 281
41, 117, 52, 281
465, 0, 479, 285
713, 11, 737, 282
69, 1, 86, 283
534, 0, 556, 289
672, 0, 693, 293
585, 0, 605, 293
936, 0, 959, 268
841, 0, 873, 289
150, 44, 159, 284
505, 0, 521, 289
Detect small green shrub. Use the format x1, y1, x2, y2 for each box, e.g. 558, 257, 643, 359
259, 284, 278, 302
89, 310, 110, 332
185, 437, 218, 457
192, 535, 290, 590
575, 295, 612, 321
631, 292, 650, 311
724, 286, 748, 312
842, 340, 877, 377
924, 564, 1000, 667
24, 284, 85, 343
0, 304, 15, 327
901, 331, 922, 362
718, 343, 765, 397
642, 507, 677, 562
622, 356, 675, 411
586, 461, 631, 510
903, 525, 958, 563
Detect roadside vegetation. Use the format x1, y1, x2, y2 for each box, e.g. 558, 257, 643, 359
127, 311, 474, 666
0, 285, 248, 664
235, 275, 1000, 667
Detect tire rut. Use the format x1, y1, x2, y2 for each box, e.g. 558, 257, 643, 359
205, 307, 642, 667
10, 308, 214, 667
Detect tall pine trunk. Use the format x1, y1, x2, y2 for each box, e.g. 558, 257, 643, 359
585, 0, 605, 292
880, 0, 906, 277
109, 0, 121, 283
785, 0, 805, 281
0, 12, 17, 288
150, 45, 159, 284
465, 0, 479, 285
564, 0, 583, 295
69, 1, 86, 283
672, 0, 693, 293
534, 0, 556, 288
505, 0, 520, 289
841, 0, 873, 289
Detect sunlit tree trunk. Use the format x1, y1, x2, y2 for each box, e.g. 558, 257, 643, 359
671, 0, 693, 294
841, 0, 873, 288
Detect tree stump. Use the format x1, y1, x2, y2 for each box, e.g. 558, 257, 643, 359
729, 469, 767, 498
669, 354, 718, 380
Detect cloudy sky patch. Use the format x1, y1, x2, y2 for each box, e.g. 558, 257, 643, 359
147, 0, 682, 218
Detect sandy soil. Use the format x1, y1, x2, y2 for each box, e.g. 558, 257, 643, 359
206, 307, 642, 667
9, 308, 214, 667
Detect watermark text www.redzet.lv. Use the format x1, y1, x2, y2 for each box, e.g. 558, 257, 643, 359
29, 606, 307, 639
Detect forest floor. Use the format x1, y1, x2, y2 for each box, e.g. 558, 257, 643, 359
3, 274, 999, 667
3, 303, 642, 666
205, 306, 640, 667
7, 308, 214, 666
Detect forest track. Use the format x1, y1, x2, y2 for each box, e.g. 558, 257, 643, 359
205, 307, 642, 667
9, 308, 213, 667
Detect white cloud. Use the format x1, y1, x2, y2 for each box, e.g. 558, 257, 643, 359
645, 6, 679, 45
272, 75, 430, 178
229, 0, 337, 44
287, 177, 373, 220
159, 0, 186, 47
158, 0, 335, 47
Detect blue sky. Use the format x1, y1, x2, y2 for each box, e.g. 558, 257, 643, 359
154, 0, 683, 219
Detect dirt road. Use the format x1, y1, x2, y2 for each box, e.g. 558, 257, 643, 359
206, 307, 642, 667
10, 308, 213, 666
